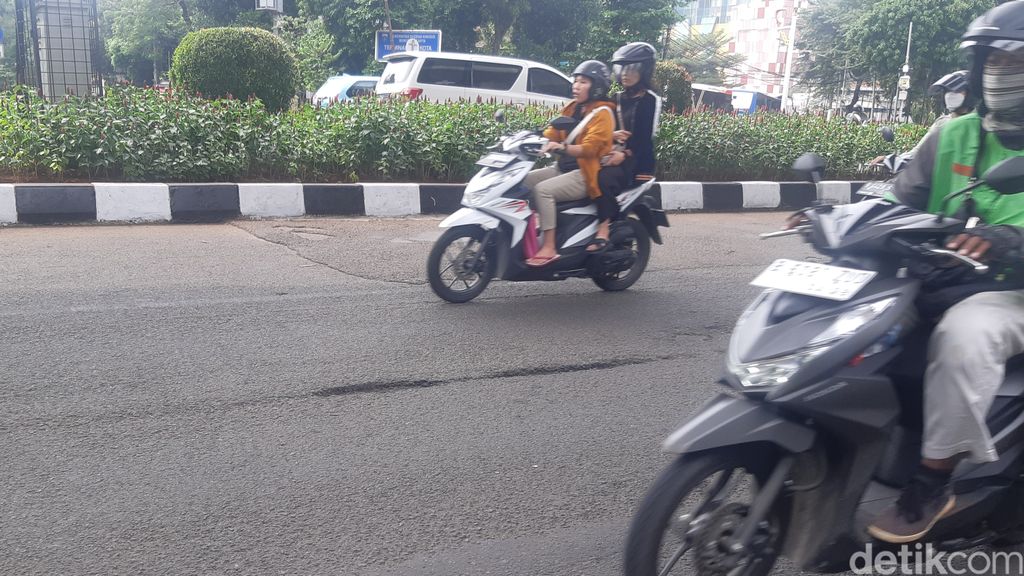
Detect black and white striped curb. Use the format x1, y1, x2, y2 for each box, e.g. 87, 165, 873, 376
0, 181, 869, 224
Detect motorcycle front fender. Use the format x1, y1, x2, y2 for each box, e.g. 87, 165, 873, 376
439, 208, 501, 230
662, 393, 816, 455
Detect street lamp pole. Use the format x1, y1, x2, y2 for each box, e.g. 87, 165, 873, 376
898, 21, 913, 122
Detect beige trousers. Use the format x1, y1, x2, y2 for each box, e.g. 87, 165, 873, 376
524, 166, 588, 231
924, 290, 1024, 463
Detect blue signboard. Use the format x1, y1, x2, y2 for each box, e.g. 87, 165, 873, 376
375, 30, 442, 62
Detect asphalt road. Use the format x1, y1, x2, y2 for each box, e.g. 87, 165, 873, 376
1, 213, 1010, 576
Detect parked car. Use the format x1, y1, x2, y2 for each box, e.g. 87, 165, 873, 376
375, 51, 571, 108
313, 74, 380, 108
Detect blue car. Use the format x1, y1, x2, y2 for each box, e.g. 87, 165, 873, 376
312, 75, 380, 108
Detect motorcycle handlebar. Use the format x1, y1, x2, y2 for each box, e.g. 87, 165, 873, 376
762, 220, 990, 275
918, 246, 990, 274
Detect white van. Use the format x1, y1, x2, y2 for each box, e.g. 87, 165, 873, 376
375, 52, 572, 108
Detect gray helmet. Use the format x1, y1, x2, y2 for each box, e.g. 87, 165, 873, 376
572, 60, 612, 100
928, 70, 970, 96
611, 42, 657, 87
960, 0, 1024, 104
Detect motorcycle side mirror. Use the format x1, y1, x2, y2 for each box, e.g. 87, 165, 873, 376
792, 152, 826, 183
495, 109, 507, 124
981, 156, 1024, 194
879, 126, 895, 143
549, 115, 578, 132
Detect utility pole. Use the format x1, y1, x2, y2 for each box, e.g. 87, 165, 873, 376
780, 0, 801, 113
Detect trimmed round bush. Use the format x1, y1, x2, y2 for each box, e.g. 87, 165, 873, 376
170, 27, 297, 113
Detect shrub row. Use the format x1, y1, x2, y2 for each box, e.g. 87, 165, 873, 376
0, 86, 928, 183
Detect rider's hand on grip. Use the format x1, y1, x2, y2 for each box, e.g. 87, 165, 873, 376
782, 210, 810, 231
540, 141, 565, 156
947, 233, 992, 262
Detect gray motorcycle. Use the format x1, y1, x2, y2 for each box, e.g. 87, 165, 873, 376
624, 154, 1024, 576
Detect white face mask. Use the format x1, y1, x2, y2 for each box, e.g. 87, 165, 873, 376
944, 91, 966, 112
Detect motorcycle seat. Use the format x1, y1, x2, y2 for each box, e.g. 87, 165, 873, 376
555, 198, 595, 210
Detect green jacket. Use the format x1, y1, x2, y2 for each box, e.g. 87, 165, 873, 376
894, 112, 1024, 224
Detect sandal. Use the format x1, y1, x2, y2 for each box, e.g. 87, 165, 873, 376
586, 238, 609, 253
526, 254, 561, 267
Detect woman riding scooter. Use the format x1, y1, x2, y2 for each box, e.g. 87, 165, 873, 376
523, 60, 615, 267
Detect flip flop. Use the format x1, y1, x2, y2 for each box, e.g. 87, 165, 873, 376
586, 238, 609, 253
526, 254, 561, 267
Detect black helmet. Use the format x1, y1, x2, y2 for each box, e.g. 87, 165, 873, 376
960, 0, 1024, 103
928, 70, 970, 96
611, 42, 657, 87
572, 60, 612, 100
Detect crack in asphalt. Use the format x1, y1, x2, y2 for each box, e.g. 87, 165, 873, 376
0, 355, 687, 431
313, 355, 682, 398
230, 222, 426, 286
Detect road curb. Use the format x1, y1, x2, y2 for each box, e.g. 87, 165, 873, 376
0, 181, 869, 225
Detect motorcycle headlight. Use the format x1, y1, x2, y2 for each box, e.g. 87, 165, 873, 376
728, 297, 896, 389
728, 346, 830, 388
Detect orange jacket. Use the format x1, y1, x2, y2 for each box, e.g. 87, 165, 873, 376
543, 100, 616, 200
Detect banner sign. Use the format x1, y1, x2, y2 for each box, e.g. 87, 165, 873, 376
375, 30, 442, 61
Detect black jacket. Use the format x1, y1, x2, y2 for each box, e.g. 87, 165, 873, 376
617, 90, 660, 179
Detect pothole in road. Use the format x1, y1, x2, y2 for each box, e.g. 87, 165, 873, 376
313, 355, 680, 398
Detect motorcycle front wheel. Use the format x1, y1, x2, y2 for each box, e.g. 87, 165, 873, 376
427, 226, 495, 303
624, 449, 788, 576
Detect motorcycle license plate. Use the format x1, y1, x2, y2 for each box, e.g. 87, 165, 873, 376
750, 259, 876, 301
476, 152, 517, 168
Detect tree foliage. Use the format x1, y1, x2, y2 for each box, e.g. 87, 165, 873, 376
799, 0, 999, 111
652, 60, 693, 112
100, 0, 298, 84
277, 16, 339, 92
669, 29, 744, 85
97, 0, 685, 89
101, 0, 187, 84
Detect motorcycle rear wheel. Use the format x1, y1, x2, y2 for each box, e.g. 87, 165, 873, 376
592, 217, 651, 292
624, 449, 788, 576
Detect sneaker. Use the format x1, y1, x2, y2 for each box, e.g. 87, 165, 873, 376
867, 473, 956, 544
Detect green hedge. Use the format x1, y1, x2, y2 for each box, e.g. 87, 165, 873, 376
657, 110, 928, 181
170, 27, 297, 113
0, 86, 927, 183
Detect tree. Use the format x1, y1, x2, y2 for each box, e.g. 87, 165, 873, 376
849, 0, 997, 106
800, 0, 999, 114
296, 0, 392, 73
580, 0, 679, 62
797, 0, 872, 108
277, 16, 339, 92
101, 0, 187, 84
511, 0, 599, 68
100, 0, 299, 85
0, 0, 16, 89
477, 0, 527, 55
669, 28, 744, 85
